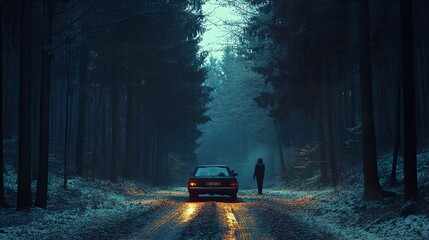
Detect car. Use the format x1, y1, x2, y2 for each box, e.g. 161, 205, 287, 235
187, 165, 239, 201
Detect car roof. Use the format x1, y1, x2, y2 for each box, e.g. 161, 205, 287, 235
196, 165, 229, 168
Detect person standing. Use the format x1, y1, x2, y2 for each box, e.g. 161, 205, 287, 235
253, 158, 265, 195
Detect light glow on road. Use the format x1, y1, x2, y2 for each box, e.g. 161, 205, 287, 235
218, 202, 269, 240
224, 207, 239, 239
128, 202, 201, 239
180, 203, 198, 224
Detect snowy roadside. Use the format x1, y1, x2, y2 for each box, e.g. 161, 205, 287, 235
265, 149, 429, 240
1, 135, 428, 239
0, 137, 173, 239
0, 167, 167, 240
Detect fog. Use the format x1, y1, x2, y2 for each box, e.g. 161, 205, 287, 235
196, 50, 279, 189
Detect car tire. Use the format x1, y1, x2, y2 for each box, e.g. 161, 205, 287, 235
231, 193, 237, 201
189, 193, 198, 201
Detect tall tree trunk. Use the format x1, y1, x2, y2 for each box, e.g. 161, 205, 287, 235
110, 61, 119, 182
0, 1, 7, 207
101, 84, 110, 179
133, 93, 143, 180
75, 29, 88, 177
317, 99, 328, 182
358, 0, 384, 200
100, 79, 107, 179
349, 77, 357, 127
413, 5, 426, 133
63, 31, 72, 189
327, 83, 338, 186
31, 1, 41, 181
91, 88, 102, 179
142, 124, 152, 180
123, 84, 135, 179
418, 34, 429, 136
416, 60, 427, 136
134, 120, 143, 180
401, 0, 417, 200
17, 0, 33, 210
390, 81, 401, 185
275, 122, 286, 180
35, 0, 52, 209
152, 123, 159, 185
336, 92, 345, 147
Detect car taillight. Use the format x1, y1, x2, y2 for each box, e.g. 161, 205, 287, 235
189, 182, 197, 187
229, 182, 238, 187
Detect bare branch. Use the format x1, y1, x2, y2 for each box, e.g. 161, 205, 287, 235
53, 0, 98, 37
53, 0, 84, 15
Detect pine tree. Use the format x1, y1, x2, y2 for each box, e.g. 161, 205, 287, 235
35, 0, 53, 209
17, 0, 33, 210
358, 0, 385, 200
0, 0, 6, 207
401, 0, 417, 200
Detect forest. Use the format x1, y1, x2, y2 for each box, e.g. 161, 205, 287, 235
0, 0, 428, 239
1, 0, 212, 209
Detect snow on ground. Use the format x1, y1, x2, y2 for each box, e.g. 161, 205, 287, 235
264, 149, 429, 240
0, 163, 164, 239
1, 136, 428, 239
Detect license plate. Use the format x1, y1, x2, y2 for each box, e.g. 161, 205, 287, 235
206, 182, 221, 186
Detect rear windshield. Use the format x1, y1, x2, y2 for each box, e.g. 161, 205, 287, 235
194, 167, 230, 177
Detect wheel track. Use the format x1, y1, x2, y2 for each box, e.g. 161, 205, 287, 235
125, 201, 202, 240
217, 202, 270, 240
247, 197, 337, 240
123, 191, 335, 240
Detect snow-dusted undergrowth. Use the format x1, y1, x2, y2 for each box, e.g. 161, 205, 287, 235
267, 149, 429, 240
0, 169, 164, 239
0, 139, 164, 240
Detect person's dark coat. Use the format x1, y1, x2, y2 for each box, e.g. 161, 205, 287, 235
253, 162, 265, 180
253, 158, 265, 194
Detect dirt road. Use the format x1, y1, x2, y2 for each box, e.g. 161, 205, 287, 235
120, 190, 334, 240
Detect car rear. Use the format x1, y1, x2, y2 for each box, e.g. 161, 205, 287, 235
188, 165, 238, 200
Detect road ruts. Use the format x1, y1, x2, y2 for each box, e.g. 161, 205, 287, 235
216, 202, 270, 240
128, 200, 270, 240
246, 196, 336, 240
125, 201, 206, 240
122, 191, 336, 240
